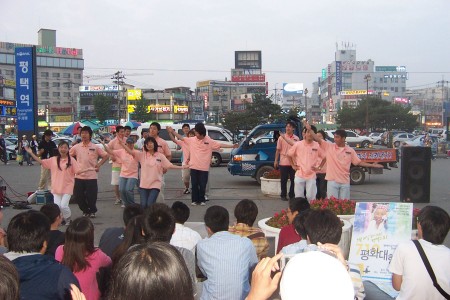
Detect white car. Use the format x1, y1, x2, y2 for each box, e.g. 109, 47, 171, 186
325, 130, 373, 148
401, 135, 439, 147
393, 133, 415, 148
368, 132, 383, 145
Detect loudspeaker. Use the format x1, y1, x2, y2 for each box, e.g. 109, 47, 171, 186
400, 147, 431, 203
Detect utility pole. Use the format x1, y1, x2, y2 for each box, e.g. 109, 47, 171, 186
304, 88, 308, 120
112, 71, 126, 123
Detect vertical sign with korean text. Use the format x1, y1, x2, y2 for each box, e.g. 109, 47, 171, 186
15, 46, 37, 137
335, 61, 342, 95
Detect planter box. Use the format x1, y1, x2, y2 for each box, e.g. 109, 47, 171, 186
258, 217, 352, 259
260, 177, 291, 198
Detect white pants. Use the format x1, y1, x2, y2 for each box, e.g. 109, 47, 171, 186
327, 181, 350, 200
53, 194, 72, 220
294, 177, 317, 201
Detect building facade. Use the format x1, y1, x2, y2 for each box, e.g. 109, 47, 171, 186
0, 29, 84, 132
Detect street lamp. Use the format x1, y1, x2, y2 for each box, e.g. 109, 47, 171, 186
364, 74, 371, 133
304, 88, 308, 120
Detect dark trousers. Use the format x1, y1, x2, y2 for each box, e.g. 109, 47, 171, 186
74, 178, 98, 214
190, 169, 208, 204
279, 165, 295, 199
316, 173, 327, 200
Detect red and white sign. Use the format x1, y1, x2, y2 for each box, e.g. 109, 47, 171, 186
231, 74, 265, 82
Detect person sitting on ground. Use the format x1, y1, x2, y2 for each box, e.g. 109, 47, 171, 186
0, 255, 20, 300
170, 201, 202, 254
197, 205, 258, 300
229, 199, 269, 260
280, 209, 312, 254
276, 197, 310, 253
56, 217, 112, 300
4, 210, 79, 299
40, 203, 65, 257
141, 203, 197, 292
107, 242, 194, 300
99, 203, 143, 258
388, 205, 450, 300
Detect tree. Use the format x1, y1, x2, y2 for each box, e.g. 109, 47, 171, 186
131, 98, 151, 122
93, 95, 113, 123
336, 97, 418, 131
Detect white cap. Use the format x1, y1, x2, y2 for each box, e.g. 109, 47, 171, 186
280, 251, 354, 300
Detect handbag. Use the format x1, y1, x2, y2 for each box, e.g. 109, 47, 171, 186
16, 154, 23, 163
413, 240, 450, 299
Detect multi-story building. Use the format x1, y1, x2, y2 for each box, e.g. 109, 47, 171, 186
0, 29, 84, 132
315, 46, 407, 123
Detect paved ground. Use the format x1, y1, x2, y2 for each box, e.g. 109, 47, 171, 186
1, 157, 449, 247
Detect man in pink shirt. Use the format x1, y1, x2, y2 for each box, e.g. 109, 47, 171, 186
148, 122, 171, 203
167, 123, 236, 205
108, 125, 126, 205
284, 125, 324, 201
304, 121, 383, 200
69, 126, 109, 218
275, 121, 299, 201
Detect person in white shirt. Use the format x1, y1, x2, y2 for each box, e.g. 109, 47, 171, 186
389, 205, 450, 300
170, 201, 202, 254
135, 128, 149, 150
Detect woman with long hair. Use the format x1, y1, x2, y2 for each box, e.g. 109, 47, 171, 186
108, 242, 194, 300
55, 217, 112, 300
111, 215, 145, 265
26, 141, 93, 225
120, 136, 186, 208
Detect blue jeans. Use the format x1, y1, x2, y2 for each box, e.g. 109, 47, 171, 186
119, 177, 137, 206
327, 180, 350, 200
139, 188, 160, 208
190, 169, 208, 203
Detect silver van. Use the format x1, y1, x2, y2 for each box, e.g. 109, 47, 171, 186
136, 123, 234, 167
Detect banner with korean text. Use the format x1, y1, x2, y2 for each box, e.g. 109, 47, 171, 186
15, 46, 38, 137
349, 202, 412, 297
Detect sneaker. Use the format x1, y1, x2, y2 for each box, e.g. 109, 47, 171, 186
200, 202, 206, 206
89, 213, 96, 218
183, 188, 190, 194
121, 204, 125, 208
114, 199, 121, 205
205, 195, 209, 201
191, 202, 198, 206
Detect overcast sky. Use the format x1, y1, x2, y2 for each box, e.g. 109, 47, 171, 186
2, 0, 450, 92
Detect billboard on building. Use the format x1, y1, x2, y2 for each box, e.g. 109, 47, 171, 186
127, 89, 142, 100
341, 61, 371, 72
283, 83, 304, 97
79, 85, 119, 92
15, 46, 37, 136
335, 61, 342, 95
231, 74, 265, 82
235, 51, 262, 70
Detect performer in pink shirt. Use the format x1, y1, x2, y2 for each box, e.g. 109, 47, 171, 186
25, 141, 93, 225
168, 126, 195, 194
107, 125, 126, 205
167, 123, 237, 206
120, 136, 185, 208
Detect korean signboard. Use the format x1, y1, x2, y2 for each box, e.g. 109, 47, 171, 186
282, 83, 304, 97
335, 61, 342, 95
15, 47, 37, 136
127, 89, 142, 100
231, 74, 265, 82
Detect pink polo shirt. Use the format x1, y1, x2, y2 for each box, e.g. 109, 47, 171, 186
175, 139, 190, 163
108, 137, 126, 169
41, 156, 80, 195
155, 136, 171, 158
287, 140, 324, 179
321, 142, 361, 184
113, 149, 139, 179
277, 134, 299, 166
69, 142, 108, 180
182, 136, 221, 171
135, 151, 173, 189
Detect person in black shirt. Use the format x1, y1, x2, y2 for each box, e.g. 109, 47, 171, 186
40, 204, 65, 257
37, 130, 57, 190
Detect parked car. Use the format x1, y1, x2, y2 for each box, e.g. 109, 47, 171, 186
380, 131, 406, 146
393, 133, 415, 148
401, 135, 439, 147
325, 130, 373, 148
4, 139, 17, 160
368, 132, 383, 145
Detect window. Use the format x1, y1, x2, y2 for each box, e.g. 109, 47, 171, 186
41, 82, 49, 88
5, 70, 14, 76
63, 92, 71, 97
53, 82, 60, 88
41, 72, 49, 77
346, 131, 356, 137
53, 92, 60, 97
395, 87, 398, 92
52, 73, 60, 78
208, 130, 228, 141
41, 91, 49, 97
63, 73, 70, 78
0, 53, 6, 63
74, 74, 81, 79
391, 87, 394, 92
383, 78, 387, 83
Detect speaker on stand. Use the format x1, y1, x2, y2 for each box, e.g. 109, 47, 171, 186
400, 147, 431, 203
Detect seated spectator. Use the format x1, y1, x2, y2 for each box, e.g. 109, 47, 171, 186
107, 242, 194, 300
4, 210, 79, 299
197, 205, 258, 300
56, 217, 112, 300
170, 201, 202, 254
111, 215, 145, 265
40, 203, 65, 257
0, 255, 19, 300
389, 205, 450, 299
0, 207, 7, 254
276, 197, 310, 253
229, 199, 269, 260
280, 209, 311, 254
141, 203, 197, 292
99, 204, 143, 258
